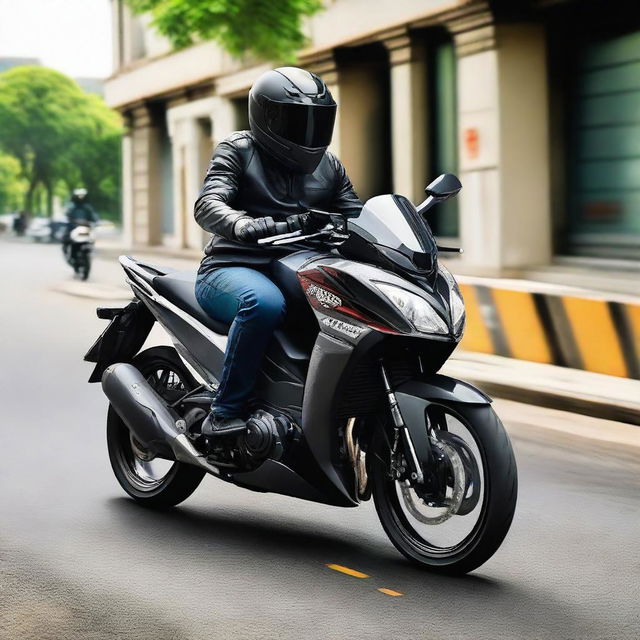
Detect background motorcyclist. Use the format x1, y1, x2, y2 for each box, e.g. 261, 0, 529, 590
194, 66, 362, 436
63, 188, 99, 259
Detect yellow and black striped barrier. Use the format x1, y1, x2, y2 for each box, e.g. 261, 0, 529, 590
458, 281, 640, 380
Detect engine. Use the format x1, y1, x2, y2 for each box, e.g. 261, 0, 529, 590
241, 410, 290, 461
199, 409, 292, 470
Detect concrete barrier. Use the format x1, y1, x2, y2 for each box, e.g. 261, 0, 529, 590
457, 279, 640, 380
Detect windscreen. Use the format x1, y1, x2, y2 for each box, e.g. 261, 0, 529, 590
265, 100, 336, 148
349, 195, 437, 271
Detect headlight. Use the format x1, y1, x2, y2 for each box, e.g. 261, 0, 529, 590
438, 264, 465, 335
375, 282, 448, 335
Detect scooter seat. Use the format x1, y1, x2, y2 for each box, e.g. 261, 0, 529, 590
153, 270, 229, 335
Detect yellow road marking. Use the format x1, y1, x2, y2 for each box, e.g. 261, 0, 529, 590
325, 564, 369, 579
378, 588, 404, 597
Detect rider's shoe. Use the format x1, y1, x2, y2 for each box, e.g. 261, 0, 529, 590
201, 412, 246, 436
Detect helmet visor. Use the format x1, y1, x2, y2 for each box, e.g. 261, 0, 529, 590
265, 100, 336, 148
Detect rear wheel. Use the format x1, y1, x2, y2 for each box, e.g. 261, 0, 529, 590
371, 402, 517, 574
107, 346, 205, 507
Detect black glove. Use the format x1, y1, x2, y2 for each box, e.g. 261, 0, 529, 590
233, 216, 283, 243
287, 211, 345, 235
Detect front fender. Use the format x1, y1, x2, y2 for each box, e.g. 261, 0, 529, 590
395, 375, 492, 406
394, 375, 491, 469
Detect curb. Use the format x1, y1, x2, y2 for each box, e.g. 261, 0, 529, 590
442, 352, 640, 426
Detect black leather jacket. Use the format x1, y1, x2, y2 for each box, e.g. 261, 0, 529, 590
194, 131, 362, 273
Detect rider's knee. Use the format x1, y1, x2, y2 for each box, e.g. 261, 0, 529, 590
243, 290, 286, 326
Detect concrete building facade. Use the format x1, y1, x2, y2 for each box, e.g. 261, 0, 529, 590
105, 0, 640, 295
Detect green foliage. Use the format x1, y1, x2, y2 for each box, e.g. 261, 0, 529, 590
125, 0, 323, 62
0, 66, 122, 217
59, 94, 123, 219
0, 154, 26, 212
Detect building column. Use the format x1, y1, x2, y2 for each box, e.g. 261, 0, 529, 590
121, 113, 134, 247
210, 96, 237, 146
167, 96, 236, 250
452, 17, 552, 274
384, 30, 428, 204
130, 104, 162, 246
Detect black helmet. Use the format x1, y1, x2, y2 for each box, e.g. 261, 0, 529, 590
249, 67, 337, 174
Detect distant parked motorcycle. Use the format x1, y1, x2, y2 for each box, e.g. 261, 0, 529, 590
86, 173, 518, 575
64, 221, 95, 280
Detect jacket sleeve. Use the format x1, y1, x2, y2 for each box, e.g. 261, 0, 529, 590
87, 204, 99, 223
328, 153, 363, 217
194, 140, 249, 240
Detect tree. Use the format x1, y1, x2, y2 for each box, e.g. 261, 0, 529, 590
0, 154, 26, 213
0, 67, 83, 213
58, 94, 123, 220
0, 66, 122, 217
125, 0, 323, 62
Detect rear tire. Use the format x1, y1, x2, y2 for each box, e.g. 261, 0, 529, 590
371, 403, 517, 575
107, 346, 205, 508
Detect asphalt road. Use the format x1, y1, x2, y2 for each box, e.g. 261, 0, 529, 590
1, 239, 639, 640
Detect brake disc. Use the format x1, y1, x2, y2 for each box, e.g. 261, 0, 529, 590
400, 440, 466, 525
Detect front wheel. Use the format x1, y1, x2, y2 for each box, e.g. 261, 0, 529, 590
107, 346, 205, 507
74, 248, 91, 280
371, 402, 517, 574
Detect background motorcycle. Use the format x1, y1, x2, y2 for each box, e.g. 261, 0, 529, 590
86, 174, 518, 575
64, 221, 95, 280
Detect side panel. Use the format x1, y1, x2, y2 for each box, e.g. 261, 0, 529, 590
300, 332, 358, 506
142, 297, 225, 385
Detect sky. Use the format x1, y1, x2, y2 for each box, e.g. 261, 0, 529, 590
0, 0, 112, 78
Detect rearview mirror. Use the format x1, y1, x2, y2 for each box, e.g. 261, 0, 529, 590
425, 173, 462, 200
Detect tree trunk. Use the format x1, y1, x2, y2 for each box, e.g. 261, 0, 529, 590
46, 183, 54, 217
24, 177, 38, 214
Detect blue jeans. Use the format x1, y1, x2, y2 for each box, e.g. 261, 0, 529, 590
195, 267, 286, 418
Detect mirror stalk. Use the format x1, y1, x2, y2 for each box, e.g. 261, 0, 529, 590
416, 195, 435, 216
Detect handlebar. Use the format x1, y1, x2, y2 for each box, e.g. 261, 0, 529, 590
258, 223, 345, 246
257, 209, 348, 247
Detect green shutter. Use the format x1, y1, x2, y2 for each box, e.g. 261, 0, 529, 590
431, 40, 459, 237
569, 30, 640, 257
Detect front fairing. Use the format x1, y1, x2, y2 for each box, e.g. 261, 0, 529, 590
299, 255, 463, 343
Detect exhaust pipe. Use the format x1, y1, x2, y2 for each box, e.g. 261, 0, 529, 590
101, 363, 219, 474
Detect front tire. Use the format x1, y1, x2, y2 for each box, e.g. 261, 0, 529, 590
78, 252, 91, 281
371, 403, 517, 574
106, 346, 205, 508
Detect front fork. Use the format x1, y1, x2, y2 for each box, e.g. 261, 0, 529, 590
380, 362, 449, 500
380, 362, 425, 484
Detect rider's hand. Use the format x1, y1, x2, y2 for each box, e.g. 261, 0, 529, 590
287, 212, 345, 235
233, 216, 282, 243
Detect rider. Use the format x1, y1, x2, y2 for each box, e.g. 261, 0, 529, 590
194, 67, 362, 436
63, 188, 99, 257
